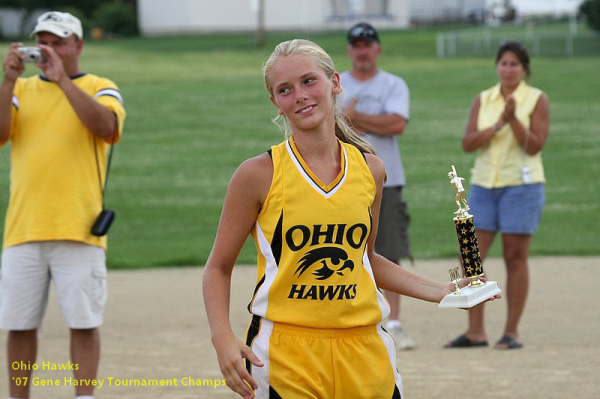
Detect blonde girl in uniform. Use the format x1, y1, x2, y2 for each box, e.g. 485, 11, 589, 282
203, 39, 498, 399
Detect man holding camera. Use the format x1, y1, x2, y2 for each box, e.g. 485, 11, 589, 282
0, 11, 125, 399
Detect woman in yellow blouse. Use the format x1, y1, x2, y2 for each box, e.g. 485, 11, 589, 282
446, 41, 550, 350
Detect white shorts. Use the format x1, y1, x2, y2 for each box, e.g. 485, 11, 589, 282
0, 241, 107, 330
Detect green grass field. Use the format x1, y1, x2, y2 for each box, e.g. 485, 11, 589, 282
1, 26, 598, 268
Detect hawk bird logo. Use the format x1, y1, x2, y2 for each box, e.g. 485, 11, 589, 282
294, 247, 355, 281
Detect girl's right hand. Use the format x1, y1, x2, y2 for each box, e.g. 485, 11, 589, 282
214, 334, 264, 399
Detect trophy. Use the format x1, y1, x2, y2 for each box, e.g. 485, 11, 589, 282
439, 166, 502, 309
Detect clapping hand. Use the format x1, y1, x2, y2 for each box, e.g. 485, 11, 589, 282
502, 95, 516, 122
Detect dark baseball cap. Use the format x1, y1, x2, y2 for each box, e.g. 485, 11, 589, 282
347, 22, 380, 44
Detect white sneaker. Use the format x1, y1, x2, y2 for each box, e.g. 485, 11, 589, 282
388, 324, 416, 350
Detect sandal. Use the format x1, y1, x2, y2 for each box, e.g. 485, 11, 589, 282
495, 335, 523, 349
444, 333, 488, 348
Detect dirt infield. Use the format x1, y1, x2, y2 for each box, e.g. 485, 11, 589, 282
0, 256, 598, 399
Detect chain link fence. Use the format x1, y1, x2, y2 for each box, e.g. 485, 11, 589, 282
436, 25, 600, 57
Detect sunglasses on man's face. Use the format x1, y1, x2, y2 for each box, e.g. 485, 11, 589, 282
350, 26, 375, 39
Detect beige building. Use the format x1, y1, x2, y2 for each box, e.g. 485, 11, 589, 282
137, 0, 410, 35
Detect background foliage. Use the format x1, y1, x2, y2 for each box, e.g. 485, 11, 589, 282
1, 0, 137, 37
580, 0, 600, 31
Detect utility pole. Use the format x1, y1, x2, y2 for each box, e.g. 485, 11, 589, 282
257, 0, 266, 48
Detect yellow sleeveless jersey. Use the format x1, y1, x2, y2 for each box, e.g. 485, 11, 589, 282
248, 138, 390, 328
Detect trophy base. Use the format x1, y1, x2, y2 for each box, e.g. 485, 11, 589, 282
438, 281, 502, 309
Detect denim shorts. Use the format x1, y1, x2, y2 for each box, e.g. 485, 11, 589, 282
468, 183, 545, 235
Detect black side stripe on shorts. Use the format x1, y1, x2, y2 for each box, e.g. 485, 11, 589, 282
393, 384, 402, 399
269, 386, 283, 398
245, 315, 262, 374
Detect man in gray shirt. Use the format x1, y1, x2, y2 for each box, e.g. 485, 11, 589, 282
341, 22, 415, 350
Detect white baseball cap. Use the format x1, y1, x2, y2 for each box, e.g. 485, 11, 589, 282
30, 11, 83, 39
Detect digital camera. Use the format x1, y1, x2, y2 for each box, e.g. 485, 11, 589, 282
521, 166, 532, 184
91, 209, 116, 237
18, 47, 44, 63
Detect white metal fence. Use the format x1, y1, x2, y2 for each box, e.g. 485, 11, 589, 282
436, 28, 600, 57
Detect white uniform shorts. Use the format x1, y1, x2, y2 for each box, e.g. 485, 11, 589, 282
0, 241, 107, 330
